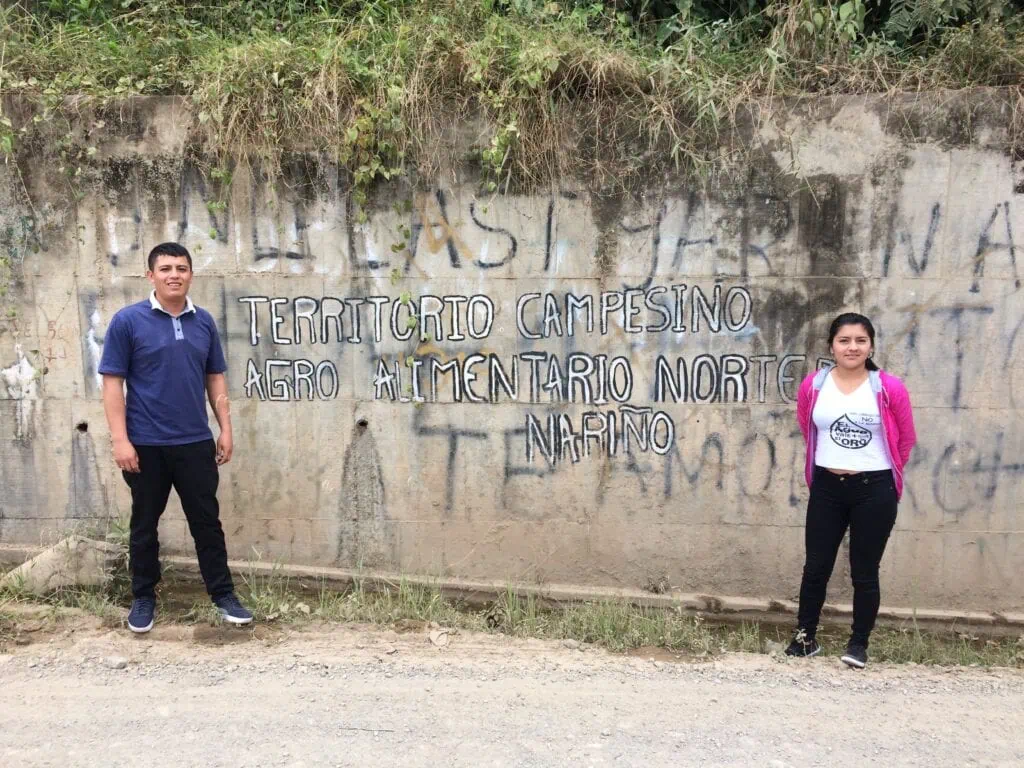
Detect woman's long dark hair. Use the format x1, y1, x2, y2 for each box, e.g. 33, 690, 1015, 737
828, 313, 879, 371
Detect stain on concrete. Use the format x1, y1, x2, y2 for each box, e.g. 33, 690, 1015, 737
798, 174, 846, 276
337, 418, 391, 568
591, 191, 626, 278
0, 439, 41, 540
65, 425, 108, 520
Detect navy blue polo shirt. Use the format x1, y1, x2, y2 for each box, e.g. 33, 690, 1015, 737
98, 292, 227, 446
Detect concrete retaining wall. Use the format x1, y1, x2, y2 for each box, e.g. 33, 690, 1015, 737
2, 92, 1022, 612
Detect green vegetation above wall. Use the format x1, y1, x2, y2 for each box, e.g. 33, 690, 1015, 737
1, 0, 1023, 191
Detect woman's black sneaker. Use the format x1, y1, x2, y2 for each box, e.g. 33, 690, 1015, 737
784, 629, 821, 657
841, 644, 868, 669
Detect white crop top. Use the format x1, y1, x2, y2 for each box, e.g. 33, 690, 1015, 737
812, 373, 892, 472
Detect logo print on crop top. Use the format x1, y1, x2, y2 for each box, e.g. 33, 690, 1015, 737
829, 414, 871, 449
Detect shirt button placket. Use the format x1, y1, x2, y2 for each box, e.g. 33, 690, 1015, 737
173, 317, 184, 341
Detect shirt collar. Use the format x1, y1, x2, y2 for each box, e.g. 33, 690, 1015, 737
149, 290, 196, 317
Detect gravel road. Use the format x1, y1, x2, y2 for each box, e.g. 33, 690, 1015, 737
1, 616, 1022, 767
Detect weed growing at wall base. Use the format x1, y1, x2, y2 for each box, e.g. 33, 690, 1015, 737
168, 578, 1024, 667
0, 609, 20, 650
3, 564, 1023, 666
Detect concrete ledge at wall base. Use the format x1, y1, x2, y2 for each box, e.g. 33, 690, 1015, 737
0, 537, 121, 596
3, 545, 1021, 632
0, 544, 39, 566
163, 556, 1024, 634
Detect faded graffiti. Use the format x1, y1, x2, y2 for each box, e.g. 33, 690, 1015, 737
219, 184, 1024, 526
1, 344, 39, 441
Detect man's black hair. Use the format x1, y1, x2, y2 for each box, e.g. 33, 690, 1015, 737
147, 242, 193, 272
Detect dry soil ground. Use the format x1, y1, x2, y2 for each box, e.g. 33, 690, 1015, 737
1, 608, 1022, 767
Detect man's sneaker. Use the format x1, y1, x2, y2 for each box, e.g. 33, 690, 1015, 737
213, 593, 253, 625
841, 643, 868, 669
127, 597, 155, 634
784, 629, 821, 657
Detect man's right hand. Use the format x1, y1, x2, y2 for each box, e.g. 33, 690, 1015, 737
113, 438, 140, 473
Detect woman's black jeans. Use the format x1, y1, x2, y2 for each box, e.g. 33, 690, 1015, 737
796, 466, 899, 647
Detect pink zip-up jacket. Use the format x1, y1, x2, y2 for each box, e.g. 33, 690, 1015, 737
796, 366, 917, 499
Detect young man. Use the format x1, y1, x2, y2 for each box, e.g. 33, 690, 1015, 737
99, 242, 252, 632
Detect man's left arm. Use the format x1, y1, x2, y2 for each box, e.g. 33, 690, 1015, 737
207, 373, 232, 465
205, 313, 232, 465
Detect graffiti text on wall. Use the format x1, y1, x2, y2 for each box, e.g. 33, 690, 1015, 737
238, 282, 810, 465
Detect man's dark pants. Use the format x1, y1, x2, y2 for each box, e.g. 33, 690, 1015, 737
123, 439, 234, 599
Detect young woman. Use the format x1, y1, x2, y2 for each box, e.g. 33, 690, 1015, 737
786, 313, 917, 668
